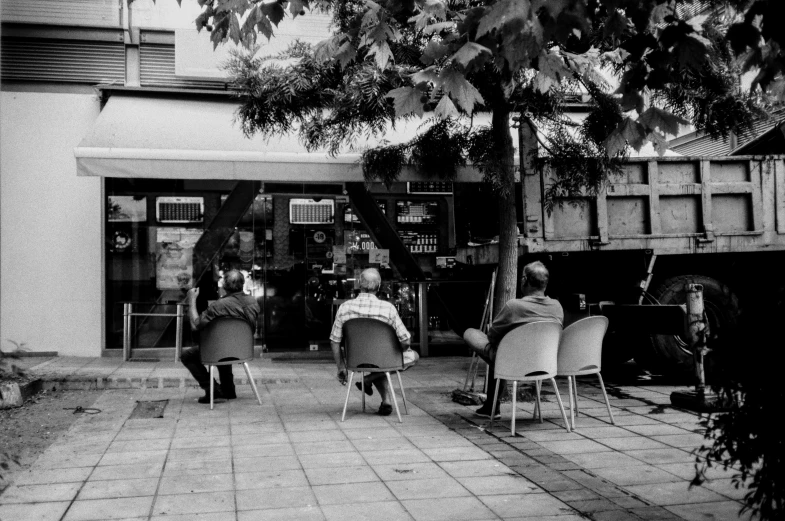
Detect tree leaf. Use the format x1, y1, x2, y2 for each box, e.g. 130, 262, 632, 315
434, 95, 459, 119
368, 40, 393, 69
335, 41, 358, 69
476, 0, 530, 39
422, 21, 455, 35
260, 2, 285, 26
411, 67, 440, 86
386, 87, 426, 117
638, 107, 689, 137
604, 118, 646, 156
288, 0, 307, 18
451, 42, 492, 69
439, 68, 484, 113
421, 40, 451, 65
314, 34, 344, 63
535, 51, 569, 92
216, 0, 248, 13
648, 130, 669, 157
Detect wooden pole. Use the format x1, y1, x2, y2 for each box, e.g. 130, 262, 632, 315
685, 284, 708, 395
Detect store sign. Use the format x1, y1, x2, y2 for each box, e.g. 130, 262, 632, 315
369, 248, 390, 267
344, 230, 376, 253
332, 245, 347, 264
155, 228, 202, 290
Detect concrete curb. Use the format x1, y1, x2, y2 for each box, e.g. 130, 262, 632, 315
36, 375, 301, 391
0, 379, 43, 408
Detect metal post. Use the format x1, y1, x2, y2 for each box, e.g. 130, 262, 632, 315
123, 303, 130, 361
175, 304, 184, 363
685, 283, 708, 395
418, 282, 428, 357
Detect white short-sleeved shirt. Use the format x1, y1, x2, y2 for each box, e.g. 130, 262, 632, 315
329, 292, 411, 345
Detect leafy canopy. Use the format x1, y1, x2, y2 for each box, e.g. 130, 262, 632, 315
187, 0, 773, 197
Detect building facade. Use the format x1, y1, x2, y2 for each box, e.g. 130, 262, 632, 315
1, 0, 501, 358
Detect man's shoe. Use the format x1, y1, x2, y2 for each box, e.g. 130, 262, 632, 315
378, 403, 393, 416
221, 386, 237, 399
355, 381, 373, 396
474, 407, 501, 419
198, 387, 225, 404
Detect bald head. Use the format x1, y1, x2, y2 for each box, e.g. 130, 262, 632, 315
359, 268, 382, 294
522, 261, 549, 292
223, 269, 245, 294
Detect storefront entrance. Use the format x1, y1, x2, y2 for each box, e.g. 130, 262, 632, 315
106, 179, 466, 355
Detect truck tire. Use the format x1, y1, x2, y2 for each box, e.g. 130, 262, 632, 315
639, 275, 740, 375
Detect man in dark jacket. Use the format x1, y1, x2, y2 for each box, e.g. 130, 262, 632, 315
182, 270, 260, 404
464, 261, 563, 417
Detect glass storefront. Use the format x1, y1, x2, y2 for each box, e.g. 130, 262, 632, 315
105, 178, 491, 355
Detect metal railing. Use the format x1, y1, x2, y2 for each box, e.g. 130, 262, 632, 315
122, 303, 185, 362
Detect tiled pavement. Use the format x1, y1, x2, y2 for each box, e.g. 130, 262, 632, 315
0, 356, 754, 520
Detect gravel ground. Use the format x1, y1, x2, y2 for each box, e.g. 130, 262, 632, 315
0, 387, 104, 492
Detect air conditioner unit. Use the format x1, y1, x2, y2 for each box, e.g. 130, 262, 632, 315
156, 197, 204, 223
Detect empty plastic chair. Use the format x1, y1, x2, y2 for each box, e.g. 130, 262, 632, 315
489, 321, 570, 435
200, 318, 263, 410
557, 316, 614, 430
341, 318, 409, 423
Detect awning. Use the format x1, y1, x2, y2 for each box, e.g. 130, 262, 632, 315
75, 94, 510, 182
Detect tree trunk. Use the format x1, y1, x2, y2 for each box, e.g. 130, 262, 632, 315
491, 106, 518, 316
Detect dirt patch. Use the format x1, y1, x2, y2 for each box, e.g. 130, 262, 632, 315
0, 388, 104, 492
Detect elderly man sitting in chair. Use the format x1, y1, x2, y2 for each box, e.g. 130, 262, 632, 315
464, 261, 564, 418
330, 268, 419, 416
182, 270, 261, 404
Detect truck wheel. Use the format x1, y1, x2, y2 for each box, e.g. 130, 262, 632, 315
640, 275, 740, 375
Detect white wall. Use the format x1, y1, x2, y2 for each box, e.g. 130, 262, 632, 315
1, 91, 103, 356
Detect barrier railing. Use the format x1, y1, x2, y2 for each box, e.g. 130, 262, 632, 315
122, 303, 185, 362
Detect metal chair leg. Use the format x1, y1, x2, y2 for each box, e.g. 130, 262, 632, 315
511, 381, 517, 436
597, 372, 615, 425
536, 380, 543, 423
550, 378, 571, 432
341, 371, 355, 422
385, 372, 402, 423
567, 375, 575, 430
463, 353, 477, 391
396, 371, 408, 415
488, 379, 501, 431
361, 372, 366, 412
209, 365, 215, 410
573, 376, 580, 418
242, 362, 263, 406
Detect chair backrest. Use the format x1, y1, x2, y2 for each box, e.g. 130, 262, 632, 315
200, 318, 255, 365
343, 318, 403, 371
494, 321, 563, 381
557, 316, 609, 375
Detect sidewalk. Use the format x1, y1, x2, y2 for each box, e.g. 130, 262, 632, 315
0, 356, 751, 521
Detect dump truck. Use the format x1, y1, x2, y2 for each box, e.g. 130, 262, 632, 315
454, 156, 785, 374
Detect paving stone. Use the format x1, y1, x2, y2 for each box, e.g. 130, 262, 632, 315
313, 481, 396, 505
235, 486, 317, 511
403, 496, 499, 521
0, 501, 71, 521
625, 481, 729, 506
479, 492, 576, 518
321, 501, 413, 521
77, 477, 159, 500
64, 496, 155, 520
238, 506, 326, 521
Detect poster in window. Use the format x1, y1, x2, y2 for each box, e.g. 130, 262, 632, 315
155, 228, 203, 290
108, 196, 147, 222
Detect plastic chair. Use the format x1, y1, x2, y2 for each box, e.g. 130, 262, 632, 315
341, 318, 408, 423
557, 316, 614, 430
488, 321, 570, 435
200, 318, 263, 410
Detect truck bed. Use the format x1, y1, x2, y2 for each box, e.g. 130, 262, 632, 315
456, 156, 785, 264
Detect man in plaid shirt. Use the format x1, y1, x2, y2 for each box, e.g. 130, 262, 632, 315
330, 268, 419, 416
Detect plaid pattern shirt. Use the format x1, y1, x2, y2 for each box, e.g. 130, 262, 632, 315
329, 292, 411, 345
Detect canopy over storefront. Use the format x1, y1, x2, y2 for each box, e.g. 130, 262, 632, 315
75, 94, 513, 182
